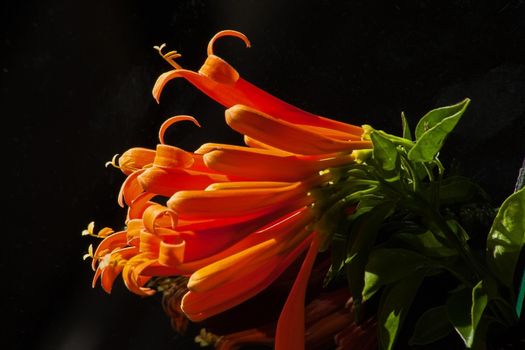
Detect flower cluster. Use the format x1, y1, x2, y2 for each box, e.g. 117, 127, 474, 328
85, 30, 372, 349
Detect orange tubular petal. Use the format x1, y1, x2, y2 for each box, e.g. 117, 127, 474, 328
181, 233, 314, 322
152, 211, 272, 265
138, 230, 162, 254
92, 266, 102, 288
206, 30, 251, 57
95, 246, 138, 292
153, 144, 195, 169
159, 213, 281, 267
300, 124, 362, 141
126, 219, 144, 244
203, 148, 354, 182
158, 207, 312, 273
118, 169, 146, 208
187, 219, 314, 293
92, 231, 127, 263
126, 192, 156, 221
118, 147, 156, 175
243, 135, 293, 154
176, 211, 272, 232
226, 105, 372, 155
189, 153, 226, 173
167, 182, 307, 219
158, 115, 201, 145
176, 199, 311, 235
152, 35, 362, 135
142, 204, 178, 233
121, 253, 156, 296
195, 142, 286, 157
275, 233, 320, 350
138, 167, 229, 197
187, 238, 278, 292
153, 68, 239, 105
158, 239, 186, 266
100, 265, 123, 294
233, 77, 364, 134
181, 260, 274, 321
205, 181, 294, 191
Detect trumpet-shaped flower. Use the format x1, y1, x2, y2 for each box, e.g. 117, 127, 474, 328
153, 31, 364, 138
87, 30, 369, 350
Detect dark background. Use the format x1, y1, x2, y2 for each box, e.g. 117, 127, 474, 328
3, 1, 524, 349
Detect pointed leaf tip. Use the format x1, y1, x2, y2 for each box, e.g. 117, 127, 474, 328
409, 98, 470, 162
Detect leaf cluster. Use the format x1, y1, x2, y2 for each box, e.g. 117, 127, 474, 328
317, 99, 524, 349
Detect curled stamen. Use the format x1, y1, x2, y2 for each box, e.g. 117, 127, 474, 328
154, 43, 183, 69
82, 221, 115, 238
207, 30, 251, 56
159, 115, 201, 145
105, 154, 120, 169
82, 221, 96, 236
83, 244, 94, 261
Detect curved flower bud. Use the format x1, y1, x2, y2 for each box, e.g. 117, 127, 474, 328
152, 30, 363, 136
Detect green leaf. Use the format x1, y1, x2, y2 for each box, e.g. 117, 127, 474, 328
414, 98, 470, 139
447, 219, 470, 243
470, 316, 490, 350
471, 281, 489, 345
371, 132, 399, 173
393, 230, 457, 258
446, 281, 489, 348
401, 111, 412, 141
438, 176, 489, 205
345, 203, 395, 319
363, 248, 429, 301
409, 306, 453, 345
486, 187, 525, 288
409, 98, 470, 162
378, 271, 425, 350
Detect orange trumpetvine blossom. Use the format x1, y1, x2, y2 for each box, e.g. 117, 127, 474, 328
224, 104, 370, 156
153, 30, 364, 138
196, 143, 355, 182
86, 30, 372, 350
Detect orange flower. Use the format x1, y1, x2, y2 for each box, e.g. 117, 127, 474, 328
153, 30, 365, 138
87, 30, 370, 350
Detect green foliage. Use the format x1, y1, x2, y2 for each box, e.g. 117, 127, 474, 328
371, 132, 399, 174
325, 99, 522, 349
486, 187, 525, 288
378, 271, 425, 350
414, 98, 470, 139
446, 282, 488, 348
345, 203, 394, 319
409, 98, 470, 162
409, 306, 453, 345
400, 111, 412, 141
363, 248, 429, 301
438, 176, 490, 205
392, 230, 457, 258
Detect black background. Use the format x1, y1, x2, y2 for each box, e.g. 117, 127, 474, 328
3, 1, 525, 349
